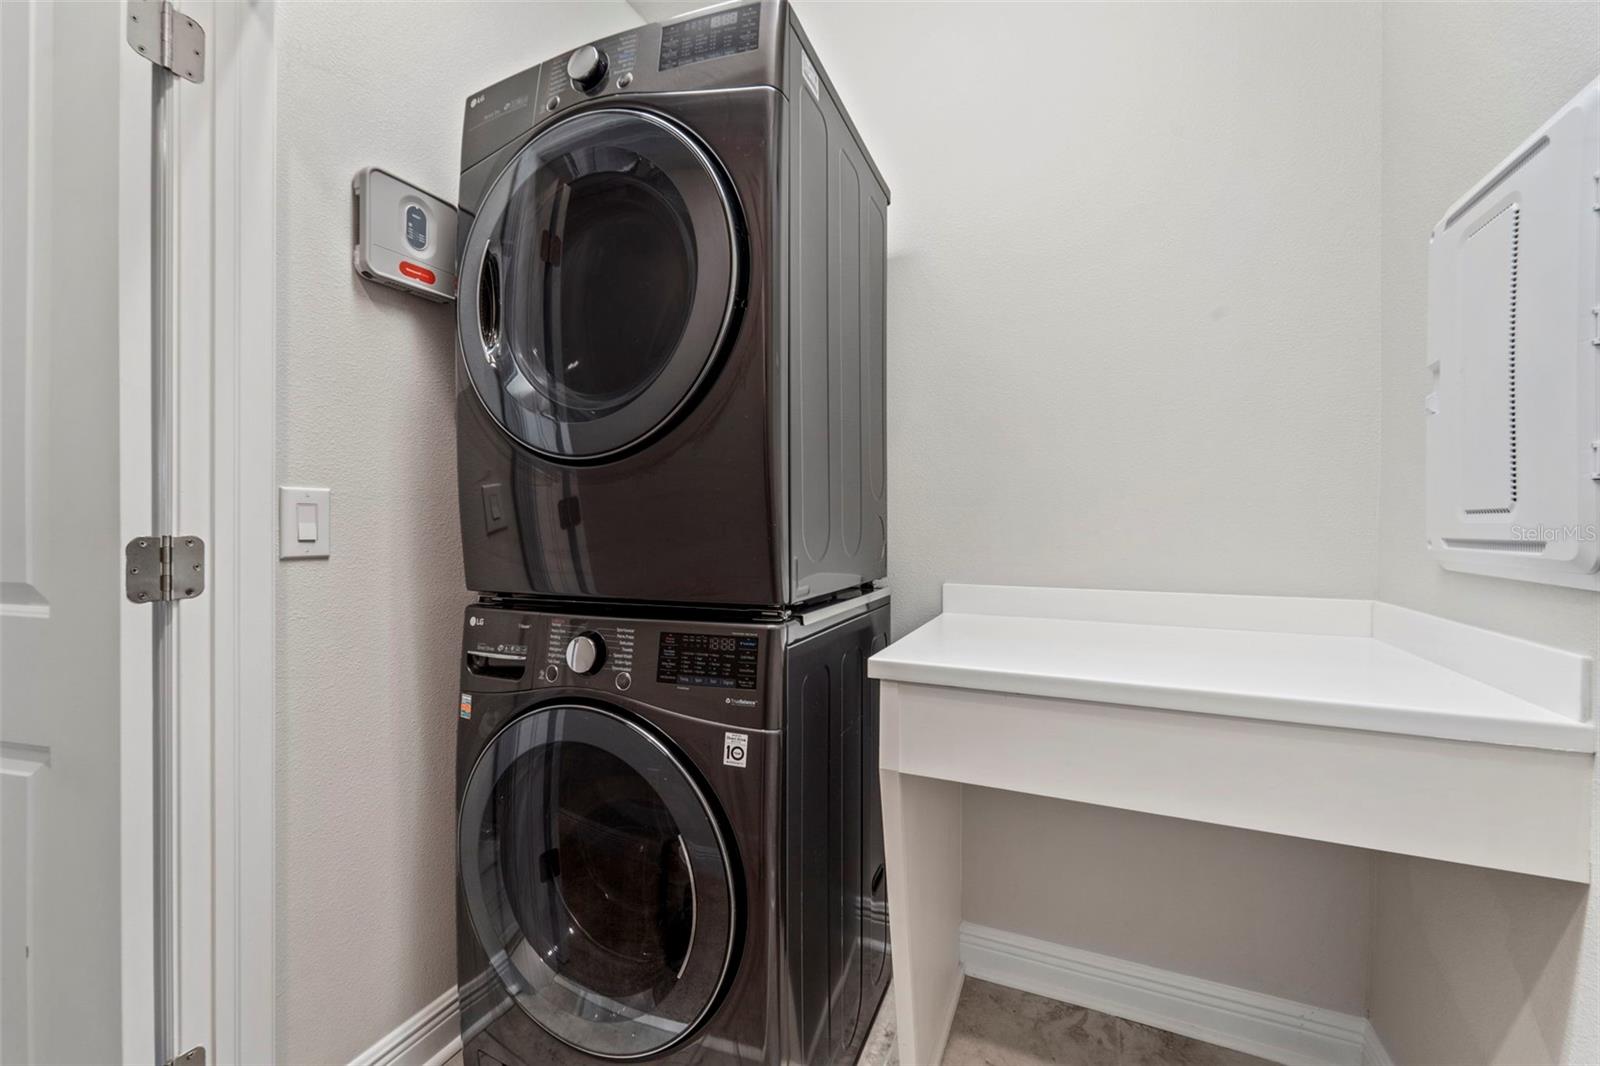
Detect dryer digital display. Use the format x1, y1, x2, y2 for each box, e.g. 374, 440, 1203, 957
658, 4, 760, 70
657, 632, 760, 688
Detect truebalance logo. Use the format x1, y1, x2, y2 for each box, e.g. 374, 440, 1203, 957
724, 696, 758, 708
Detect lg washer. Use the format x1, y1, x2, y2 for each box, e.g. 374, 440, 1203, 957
455, 593, 892, 1065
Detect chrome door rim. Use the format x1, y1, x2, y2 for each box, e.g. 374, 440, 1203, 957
455, 107, 743, 463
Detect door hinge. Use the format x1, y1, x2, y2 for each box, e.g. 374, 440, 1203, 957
167, 1047, 205, 1066
126, 0, 206, 84
125, 535, 206, 604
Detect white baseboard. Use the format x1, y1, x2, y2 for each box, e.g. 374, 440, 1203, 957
958, 923, 1376, 1066
348, 936, 1397, 1066
349, 986, 462, 1066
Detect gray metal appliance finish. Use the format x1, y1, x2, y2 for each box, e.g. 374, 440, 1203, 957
454, 595, 891, 1065
454, 0, 889, 609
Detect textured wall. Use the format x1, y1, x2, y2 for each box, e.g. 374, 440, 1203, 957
792, 0, 1383, 1012
1369, 4, 1600, 1063
272, 3, 640, 1060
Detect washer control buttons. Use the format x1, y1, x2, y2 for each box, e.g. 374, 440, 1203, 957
616, 72, 633, 90
615, 671, 633, 692
542, 664, 560, 683
546, 95, 561, 112
565, 632, 606, 675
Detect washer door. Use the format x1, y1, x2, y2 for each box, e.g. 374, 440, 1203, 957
459, 704, 738, 1060
457, 109, 742, 461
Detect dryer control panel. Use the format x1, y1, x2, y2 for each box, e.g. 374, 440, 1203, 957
459, 1, 786, 176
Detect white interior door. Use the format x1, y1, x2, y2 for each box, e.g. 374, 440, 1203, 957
0, 2, 226, 1062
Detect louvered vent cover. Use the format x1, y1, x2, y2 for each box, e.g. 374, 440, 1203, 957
1425, 77, 1600, 589
1460, 204, 1519, 516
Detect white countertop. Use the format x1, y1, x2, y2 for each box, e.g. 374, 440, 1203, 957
869, 585, 1594, 753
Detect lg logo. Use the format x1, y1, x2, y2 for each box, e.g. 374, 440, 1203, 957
468, 94, 485, 110
468, 616, 485, 627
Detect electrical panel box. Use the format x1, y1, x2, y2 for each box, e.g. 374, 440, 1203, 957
1426, 79, 1600, 589
352, 167, 457, 302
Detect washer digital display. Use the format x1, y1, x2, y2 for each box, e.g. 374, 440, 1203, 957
657, 631, 759, 689
658, 4, 761, 71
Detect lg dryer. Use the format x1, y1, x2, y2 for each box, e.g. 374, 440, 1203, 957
454, 0, 889, 610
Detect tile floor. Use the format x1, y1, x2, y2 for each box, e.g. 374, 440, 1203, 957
441, 977, 1278, 1066
857, 978, 1280, 1066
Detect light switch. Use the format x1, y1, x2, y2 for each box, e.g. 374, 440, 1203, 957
280, 487, 331, 559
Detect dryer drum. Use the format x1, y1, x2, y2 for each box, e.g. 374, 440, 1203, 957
456, 109, 743, 463
476, 249, 502, 356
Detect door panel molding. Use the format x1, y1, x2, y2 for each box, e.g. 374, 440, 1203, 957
117, 5, 158, 1057
203, 2, 278, 1063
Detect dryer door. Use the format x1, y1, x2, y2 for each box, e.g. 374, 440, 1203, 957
457, 109, 743, 461
459, 704, 738, 1059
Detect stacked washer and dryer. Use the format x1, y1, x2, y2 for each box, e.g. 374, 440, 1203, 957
450, 3, 891, 1064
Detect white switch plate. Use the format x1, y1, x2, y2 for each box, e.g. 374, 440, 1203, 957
279, 486, 331, 559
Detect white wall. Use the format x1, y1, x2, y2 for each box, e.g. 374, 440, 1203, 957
272, 3, 640, 1060
962, 791, 1374, 1014
795, 0, 1384, 632
794, 0, 1384, 1012
1369, 4, 1600, 1063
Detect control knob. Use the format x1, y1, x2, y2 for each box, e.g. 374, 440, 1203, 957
567, 45, 608, 91
565, 632, 606, 675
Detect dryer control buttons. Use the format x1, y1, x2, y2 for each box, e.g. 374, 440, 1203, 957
615, 671, 633, 692
542, 664, 560, 683
567, 45, 608, 91
565, 632, 606, 675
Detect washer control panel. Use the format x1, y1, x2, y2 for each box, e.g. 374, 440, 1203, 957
545, 618, 633, 678
564, 632, 606, 675
656, 631, 759, 689
461, 606, 782, 727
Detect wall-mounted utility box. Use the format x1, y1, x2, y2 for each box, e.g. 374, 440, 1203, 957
352, 167, 457, 302
1426, 79, 1600, 589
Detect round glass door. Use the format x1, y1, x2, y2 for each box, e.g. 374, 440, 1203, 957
457, 109, 742, 461
459, 704, 738, 1060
